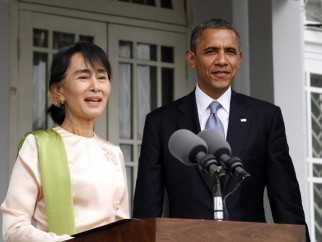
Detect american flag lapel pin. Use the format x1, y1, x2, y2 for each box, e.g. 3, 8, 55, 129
240, 118, 247, 122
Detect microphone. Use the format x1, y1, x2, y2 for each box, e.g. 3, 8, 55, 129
198, 129, 251, 185
168, 129, 225, 180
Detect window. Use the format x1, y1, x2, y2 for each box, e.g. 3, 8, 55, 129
306, 72, 322, 241
107, 24, 187, 209
118, 0, 173, 9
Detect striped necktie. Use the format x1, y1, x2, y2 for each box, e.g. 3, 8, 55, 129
205, 101, 225, 138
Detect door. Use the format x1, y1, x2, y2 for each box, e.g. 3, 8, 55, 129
107, 23, 188, 208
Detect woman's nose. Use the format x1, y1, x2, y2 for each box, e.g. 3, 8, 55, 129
89, 78, 101, 92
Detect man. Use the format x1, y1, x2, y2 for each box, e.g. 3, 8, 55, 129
133, 18, 309, 240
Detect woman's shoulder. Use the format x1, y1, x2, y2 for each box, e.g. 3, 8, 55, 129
94, 134, 117, 147
94, 134, 123, 154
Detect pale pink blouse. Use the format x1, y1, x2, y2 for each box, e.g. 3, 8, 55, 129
1, 126, 130, 242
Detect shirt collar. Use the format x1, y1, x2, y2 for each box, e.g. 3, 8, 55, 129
195, 84, 231, 116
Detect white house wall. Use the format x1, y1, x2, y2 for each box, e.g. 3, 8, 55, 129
0, 2, 10, 241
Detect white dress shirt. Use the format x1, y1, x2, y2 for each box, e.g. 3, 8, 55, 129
195, 85, 231, 139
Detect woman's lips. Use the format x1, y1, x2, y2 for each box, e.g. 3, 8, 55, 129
85, 96, 102, 103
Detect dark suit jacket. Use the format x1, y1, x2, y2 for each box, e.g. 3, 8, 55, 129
133, 90, 308, 234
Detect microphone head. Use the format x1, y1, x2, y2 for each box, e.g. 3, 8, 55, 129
168, 129, 208, 166
198, 129, 231, 157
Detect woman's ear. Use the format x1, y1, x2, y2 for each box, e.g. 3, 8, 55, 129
48, 84, 64, 107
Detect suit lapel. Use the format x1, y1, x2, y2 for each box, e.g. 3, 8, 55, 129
174, 91, 216, 194
175, 92, 200, 133
224, 91, 251, 191
227, 91, 250, 155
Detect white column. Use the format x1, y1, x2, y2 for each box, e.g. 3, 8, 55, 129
272, 0, 309, 225
232, 0, 250, 95
0, 1, 10, 242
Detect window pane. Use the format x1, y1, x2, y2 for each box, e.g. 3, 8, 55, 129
137, 65, 156, 139
119, 41, 133, 58
313, 164, 322, 177
314, 183, 322, 242
311, 73, 322, 88
161, 46, 174, 63
32, 52, 48, 130
119, 63, 133, 139
53, 31, 75, 49
161, 67, 174, 105
137, 144, 141, 160
161, 0, 172, 9
79, 35, 94, 43
137, 43, 157, 61
119, 0, 155, 6
311, 92, 322, 158
33, 29, 48, 48
126, 166, 133, 209
120, 144, 133, 162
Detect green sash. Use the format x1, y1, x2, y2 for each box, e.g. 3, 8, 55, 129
18, 129, 76, 235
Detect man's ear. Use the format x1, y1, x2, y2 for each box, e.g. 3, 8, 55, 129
185, 50, 196, 68
236, 51, 243, 70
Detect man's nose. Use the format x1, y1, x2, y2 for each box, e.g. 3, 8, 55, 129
215, 51, 227, 65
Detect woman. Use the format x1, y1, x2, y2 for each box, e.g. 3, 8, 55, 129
1, 42, 129, 241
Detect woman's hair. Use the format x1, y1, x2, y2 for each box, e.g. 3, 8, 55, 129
47, 41, 112, 125
190, 18, 241, 53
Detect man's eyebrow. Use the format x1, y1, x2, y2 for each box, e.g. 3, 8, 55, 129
203, 46, 219, 52
225, 47, 238, 51
203, 46, 238, 52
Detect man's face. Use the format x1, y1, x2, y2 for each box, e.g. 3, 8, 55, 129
186, 28, 242, 99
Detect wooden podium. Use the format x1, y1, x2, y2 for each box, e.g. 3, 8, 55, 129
70, 218, 305, 242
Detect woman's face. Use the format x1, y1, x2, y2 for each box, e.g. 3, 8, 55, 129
56, 52, 111, 124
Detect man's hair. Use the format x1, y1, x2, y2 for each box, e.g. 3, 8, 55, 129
190, 18, 241, 52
